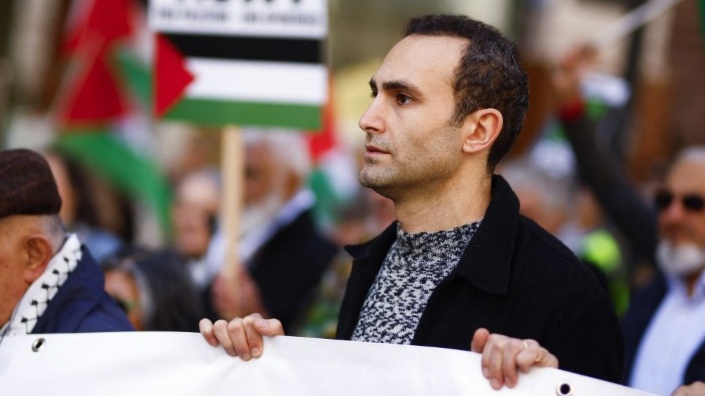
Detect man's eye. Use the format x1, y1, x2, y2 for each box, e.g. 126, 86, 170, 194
370, 90, 378, 98
396, 94, 412, 105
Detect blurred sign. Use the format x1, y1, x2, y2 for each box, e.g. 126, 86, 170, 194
149, 0, 328, 129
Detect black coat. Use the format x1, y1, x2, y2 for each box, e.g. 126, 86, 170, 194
338, 175, 624, 383
32, 247, 134, 333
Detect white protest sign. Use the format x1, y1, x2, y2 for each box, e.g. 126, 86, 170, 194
0, 332, 654, 396
149, 0, 328, 129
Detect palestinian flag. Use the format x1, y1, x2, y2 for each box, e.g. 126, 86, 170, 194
154, 33, 327, 129
150, 0, 328, 130
55, 0, 172, 235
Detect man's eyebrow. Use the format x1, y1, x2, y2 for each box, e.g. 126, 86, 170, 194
369, 78, 422, 97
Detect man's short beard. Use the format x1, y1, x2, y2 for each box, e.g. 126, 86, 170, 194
240, 192, 285, 237
656, 240, 705, 277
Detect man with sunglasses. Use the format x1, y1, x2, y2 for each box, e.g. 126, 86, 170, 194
554, 44, 705, 396
623, 148, 705, 396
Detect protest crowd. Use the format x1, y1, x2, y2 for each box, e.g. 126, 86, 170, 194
1, 0, 705, 395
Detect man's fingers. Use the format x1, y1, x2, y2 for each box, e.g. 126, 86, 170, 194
199, 318, 219, 347
227, 318, 252, 360
476, 333, 560, 391
203, 313, 283, 360
484, 334, 507, 390
501, 339, 525, 388
516, 339, 558, 371
516, 339, 541, 372
256, 317, 285, 337
242, 314, 266, 358
470, 327, 490, 353
213, 319, 236, 356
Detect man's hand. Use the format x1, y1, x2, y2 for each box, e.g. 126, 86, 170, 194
199, 313, 284, 360
471, 328, 559, 390
551, 43, 598, 108
672, 381, 705, 396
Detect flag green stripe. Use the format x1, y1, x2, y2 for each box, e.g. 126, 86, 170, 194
165, 99, 322, 129
115, 48, 152, 108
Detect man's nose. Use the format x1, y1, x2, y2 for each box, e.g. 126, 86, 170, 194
359, 98, 385, 135
660, 197, 687, 223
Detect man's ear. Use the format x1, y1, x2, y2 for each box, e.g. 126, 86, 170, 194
23, 235, 54, 283
461, 108, 503, 154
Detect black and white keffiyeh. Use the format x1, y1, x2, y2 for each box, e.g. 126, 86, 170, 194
0, 234, 81, 336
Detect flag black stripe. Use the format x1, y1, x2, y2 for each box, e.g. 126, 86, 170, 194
164, 33, 322, 64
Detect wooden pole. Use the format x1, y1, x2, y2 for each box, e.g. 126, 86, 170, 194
220, 125, 243, 287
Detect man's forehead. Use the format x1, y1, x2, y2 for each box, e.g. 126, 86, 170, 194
667, 158, 705, 192
372, 35, 464, 89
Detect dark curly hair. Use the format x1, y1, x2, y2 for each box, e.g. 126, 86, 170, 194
403, 14, 529, 172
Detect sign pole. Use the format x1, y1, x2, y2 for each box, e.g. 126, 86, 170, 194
220, 125, 243, 304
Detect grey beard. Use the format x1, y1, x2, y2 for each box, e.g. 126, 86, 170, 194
239, 193, 285, 237
656, 240, 705, 277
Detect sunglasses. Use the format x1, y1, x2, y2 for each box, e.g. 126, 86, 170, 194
654, 190, 705, 212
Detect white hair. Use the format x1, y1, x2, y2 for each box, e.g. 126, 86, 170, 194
40, 214, 66, 252
674, 145, 705, 165
242, 128, 312, 179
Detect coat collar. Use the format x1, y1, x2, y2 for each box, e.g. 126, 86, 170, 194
344, 175, 520, 296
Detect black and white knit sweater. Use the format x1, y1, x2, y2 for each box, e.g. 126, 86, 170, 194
351, 220, 481, 344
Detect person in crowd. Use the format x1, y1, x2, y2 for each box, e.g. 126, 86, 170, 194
102, 246, 203, 332
170, 167, 222, 291
0, 148, 133, 339
553, 43, 705, 396
207, 129, 339, 334
200, 14, 623, 390
43, 150, 126, 262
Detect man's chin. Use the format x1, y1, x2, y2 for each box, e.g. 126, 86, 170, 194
656, 240, 705, 277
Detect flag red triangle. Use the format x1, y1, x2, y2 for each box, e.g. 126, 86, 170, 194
154, 34, 195, 117
64, 0, 134, 55
307, 78, 336, 163
60, 49, 129, 124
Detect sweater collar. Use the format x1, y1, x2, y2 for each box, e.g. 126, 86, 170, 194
345, 175, 519, 296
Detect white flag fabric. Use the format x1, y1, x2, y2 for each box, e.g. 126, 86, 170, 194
0, 332, 653, 396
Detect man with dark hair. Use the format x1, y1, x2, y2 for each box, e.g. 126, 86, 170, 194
200, 14, 623, 389
0, 148, 133, 340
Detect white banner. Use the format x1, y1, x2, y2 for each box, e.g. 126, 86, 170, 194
0, 333, 654, 396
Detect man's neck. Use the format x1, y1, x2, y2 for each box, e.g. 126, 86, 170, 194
394, 173, 492, 233
684, 269, 704, 297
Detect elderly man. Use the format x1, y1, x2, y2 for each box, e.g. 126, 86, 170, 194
207, 129, 339, 333
553, 44, 705, 396
201, 14, 623, 390
622, 148, 705, 395
0, 148, 132, 339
